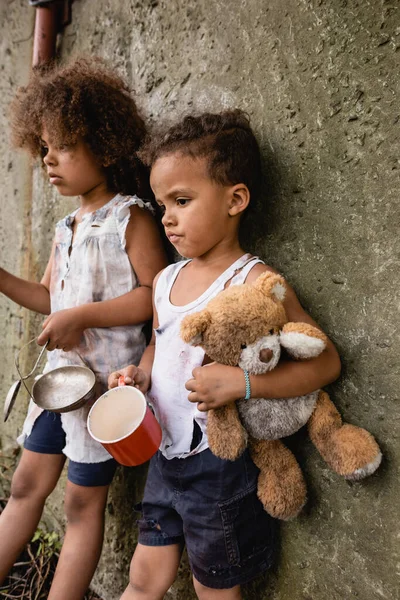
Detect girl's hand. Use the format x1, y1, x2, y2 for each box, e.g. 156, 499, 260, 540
108, 365, 151, 395
37, 308, 85, 351
185, 363, 246, 412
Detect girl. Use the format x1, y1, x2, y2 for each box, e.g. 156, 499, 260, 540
0, 58, 167, 598
109, 110, 341, 600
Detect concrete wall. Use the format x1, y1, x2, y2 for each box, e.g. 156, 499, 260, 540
1, 1, 399, 599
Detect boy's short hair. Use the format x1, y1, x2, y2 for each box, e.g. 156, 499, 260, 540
142, 109, 263, 204
10, 57, 150, 197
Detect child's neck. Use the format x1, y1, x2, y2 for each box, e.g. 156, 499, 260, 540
77, 185, 116, 217
170, 242, 249, 307
190, 239, 246, 272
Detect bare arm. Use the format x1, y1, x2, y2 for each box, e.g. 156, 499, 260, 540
247, 264, 341, 398
0, 244, 54, 315
38, 206, 168, 350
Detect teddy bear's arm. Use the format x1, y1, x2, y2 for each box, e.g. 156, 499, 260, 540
279, 322, 328, 360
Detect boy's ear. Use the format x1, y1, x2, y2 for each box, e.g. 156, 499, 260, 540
228, 184, 250, 216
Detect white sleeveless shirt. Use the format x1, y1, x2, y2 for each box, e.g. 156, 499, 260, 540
148, 253, 263, 460
18, 194, 151, 463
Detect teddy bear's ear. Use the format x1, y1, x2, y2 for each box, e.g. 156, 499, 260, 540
180, 310, 211, 346
252, 271, 286, 302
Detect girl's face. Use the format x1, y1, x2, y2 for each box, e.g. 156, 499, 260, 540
150, 153, 243, 259
41, 128, 108, 198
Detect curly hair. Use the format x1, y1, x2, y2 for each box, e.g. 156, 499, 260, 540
141, 109, 263, 205
10, 57, 150, 197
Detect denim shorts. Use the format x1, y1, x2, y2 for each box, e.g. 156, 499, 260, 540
24, 410, 117, 487
137, 448, 279, 589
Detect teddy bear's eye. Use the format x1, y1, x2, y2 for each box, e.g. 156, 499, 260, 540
269, 329, 274, 335
240, 343, 247, 350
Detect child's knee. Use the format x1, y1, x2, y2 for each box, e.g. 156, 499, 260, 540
128, 563, 167, 598
63, 484, 107, 523
11, 466, 50, 502
10, 472, 39, 501
128, 545, 179, 598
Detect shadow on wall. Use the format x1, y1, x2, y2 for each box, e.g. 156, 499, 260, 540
239, 143, 297, 259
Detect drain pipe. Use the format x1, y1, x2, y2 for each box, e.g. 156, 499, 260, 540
29, 0, 72, 66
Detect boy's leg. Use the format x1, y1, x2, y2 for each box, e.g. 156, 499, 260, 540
193, 578, 242, 600
0, 449, 66, 583
120, 450, 186, 599
48, 479, 109, 600
121, 542, 182, 599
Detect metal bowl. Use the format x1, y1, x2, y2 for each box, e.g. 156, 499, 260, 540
31, 365, 96, 413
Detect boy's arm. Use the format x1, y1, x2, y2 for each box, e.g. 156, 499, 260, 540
38, 207, 168, 350
246, 263, 341, 398
108, 270, 162, 395
0, 243, 54, 315
186, 264, 341, 411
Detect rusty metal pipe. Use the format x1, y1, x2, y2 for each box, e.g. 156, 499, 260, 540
31, 1, 72, 67
32, 5, 59, 66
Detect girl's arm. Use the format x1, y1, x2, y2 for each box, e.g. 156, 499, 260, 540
107, 271, 162, 394
186, 264, 341, 411
38, 206, 168, 350
0, 245, 54, 315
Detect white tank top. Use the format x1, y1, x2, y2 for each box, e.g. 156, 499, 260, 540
148, 253, 263, 459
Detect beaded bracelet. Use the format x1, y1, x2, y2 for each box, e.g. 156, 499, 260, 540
242, 369, 251, 400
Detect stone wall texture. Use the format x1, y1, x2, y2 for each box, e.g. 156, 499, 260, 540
0, 1, 399, 599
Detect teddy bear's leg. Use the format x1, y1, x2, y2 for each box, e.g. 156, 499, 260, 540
249, 438, 307, 520
207, 404, 248, 461
308, 390, 382, 480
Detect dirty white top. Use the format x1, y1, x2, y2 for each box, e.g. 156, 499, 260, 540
18, 194, 151, 463
148, 253, 263, 460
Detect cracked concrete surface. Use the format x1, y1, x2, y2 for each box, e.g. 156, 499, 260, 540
0, 1, 399, 598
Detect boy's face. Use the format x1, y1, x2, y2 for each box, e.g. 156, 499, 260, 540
150, 153, 241, 259
41, 128, 107, 198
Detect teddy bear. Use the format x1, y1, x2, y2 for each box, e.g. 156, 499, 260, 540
180, 271, 382, 520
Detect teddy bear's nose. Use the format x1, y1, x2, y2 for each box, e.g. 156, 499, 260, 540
259, 348, 273, 363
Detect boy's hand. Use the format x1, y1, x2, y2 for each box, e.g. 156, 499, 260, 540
185, 363, 246, 412
37, 307, 85, 351
108, 365, 150, 395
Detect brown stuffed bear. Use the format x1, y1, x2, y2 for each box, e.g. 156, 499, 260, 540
180, 271, 382, 520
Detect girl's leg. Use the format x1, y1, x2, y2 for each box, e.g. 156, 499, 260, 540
193, 579, 242, 600
48, 481, 110, 600
121, 542, 182, 600
0, 449, 66, 583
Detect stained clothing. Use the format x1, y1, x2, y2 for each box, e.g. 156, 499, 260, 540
18, 194, 151, 463
148, 253, 263, 460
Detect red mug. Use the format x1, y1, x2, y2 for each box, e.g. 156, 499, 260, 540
87, 377, 162, 466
